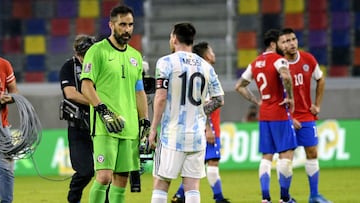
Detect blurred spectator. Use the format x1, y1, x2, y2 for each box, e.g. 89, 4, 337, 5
242, 104, 258, 122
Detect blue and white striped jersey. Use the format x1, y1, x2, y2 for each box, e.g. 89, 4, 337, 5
155, 51, 224, 152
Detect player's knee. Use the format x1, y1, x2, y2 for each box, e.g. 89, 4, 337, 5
305, 146, 318, 159
95, 170, 113, 185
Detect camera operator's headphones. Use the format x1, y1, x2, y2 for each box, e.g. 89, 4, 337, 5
74, 35, 96, 56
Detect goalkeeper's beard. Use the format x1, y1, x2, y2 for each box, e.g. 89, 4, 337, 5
114, 32, 131, 46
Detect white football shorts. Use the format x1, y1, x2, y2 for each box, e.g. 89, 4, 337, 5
153, 144, 206, 180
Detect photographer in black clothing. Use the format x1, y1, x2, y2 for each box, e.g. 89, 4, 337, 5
59, 34, 95, 203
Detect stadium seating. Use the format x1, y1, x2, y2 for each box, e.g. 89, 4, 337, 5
2, 36, 22, 54
308, 0, 327, 12
354, 1, 360, 11
25, 19, 47, 35
262, 14, 281, 32
236, 32, 257, 49
261, 0, 281, 14
330, 0, 350, 11
12, 0, 32, 19
238, 0, 259, 14
284, 13, 304, 30
24, 72, 45, 83
308, 30, 327, 48
26, 55, 46, 72
50, 19, 70, 36
355, 29, 360, 46
237, 49, 258, 68
309, 47, 328, 65
125, 0, 144, 16
79, 0, 100, 17
354, 47, 360, 66
3, 54, 24, 72
294, 30, 305, 48
284, 0, 304, 13
331, 47, 350, 66
129, 34, 143, 53
328, 66, 349, 77
48, 36, 70, 54
24, 35, 46, 54
33, 0, 54, 18
47, 70, 60, 82
331, 30, 350, 47
102, 1, 120, 17
331, 12, 351, 30
352, 67, 360, 76
0, 0, 359, 82
308, 12, 328, 30
56, 0, 77, 17
236, 15, 259, 31
75, 18, 96, 35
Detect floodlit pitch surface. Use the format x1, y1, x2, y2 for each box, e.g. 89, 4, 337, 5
13, 167, 359, 202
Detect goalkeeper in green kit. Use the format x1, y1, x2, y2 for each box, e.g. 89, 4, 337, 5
80, 5, 150, 203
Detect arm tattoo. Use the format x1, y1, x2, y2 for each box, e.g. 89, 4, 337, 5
282, 76, 294, 99
279, 67, 294, 99
204, 95, 224, 115
245, 88, 257, 104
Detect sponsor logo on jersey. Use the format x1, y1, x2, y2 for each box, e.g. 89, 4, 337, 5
84, 63, 92, 73
303, 64, 309, 72
97, 155, 105, 163
255, 60, 265, 68
130, 58, 138, 66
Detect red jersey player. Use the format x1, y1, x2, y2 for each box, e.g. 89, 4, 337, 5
235, 29, 297, 203
279, 28, 330, 203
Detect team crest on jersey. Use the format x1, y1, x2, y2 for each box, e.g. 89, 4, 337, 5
281, 59, 288, 66
97, 155, 105, 163
84, 63, 92, 73
303, 64, 310, 72
129, 58, 138, 66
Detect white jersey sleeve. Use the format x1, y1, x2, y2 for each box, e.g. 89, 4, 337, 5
312, 63, 323, 80
155, 51, 223, 152
241, 64, 253, 81
273, 58, 289, 72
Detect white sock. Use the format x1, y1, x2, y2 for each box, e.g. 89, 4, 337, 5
151, 189, 167, 203
259, 159, 272, 178
305, 159, 319, 177
276, 159, 293, 178
185, 190, 200, 203
206, 166, 220, 186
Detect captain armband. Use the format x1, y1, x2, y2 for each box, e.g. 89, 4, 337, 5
156, 78, 169, 89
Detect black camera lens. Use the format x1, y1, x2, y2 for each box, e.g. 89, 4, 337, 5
130, 170, 141, 192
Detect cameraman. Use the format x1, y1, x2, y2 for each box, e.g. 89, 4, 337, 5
59, 34, 95, 203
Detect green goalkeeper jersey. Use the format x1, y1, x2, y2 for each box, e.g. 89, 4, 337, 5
80, 38, 143, 139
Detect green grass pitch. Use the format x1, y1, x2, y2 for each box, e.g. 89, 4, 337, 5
13, 167, 359, 202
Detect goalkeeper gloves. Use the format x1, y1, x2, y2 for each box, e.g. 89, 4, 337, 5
139, 118, 151, 140
139, 118, 151, 153
94, 103, 125, 133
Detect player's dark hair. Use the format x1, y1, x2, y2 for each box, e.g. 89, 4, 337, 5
74, 34, 95, 57
172, 22, 196, 46
192, 41, 209, 58
110, 4, 134, 21
263, 29, 280, 47
280, 27, 295, 36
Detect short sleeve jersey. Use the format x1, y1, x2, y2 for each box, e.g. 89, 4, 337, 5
155, 51, 224, 152
59, 57, 89, 113
80, 39, 143, 139
0, 58, 16, 127
242, 51, 289, 121
289, 50, 323, 122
